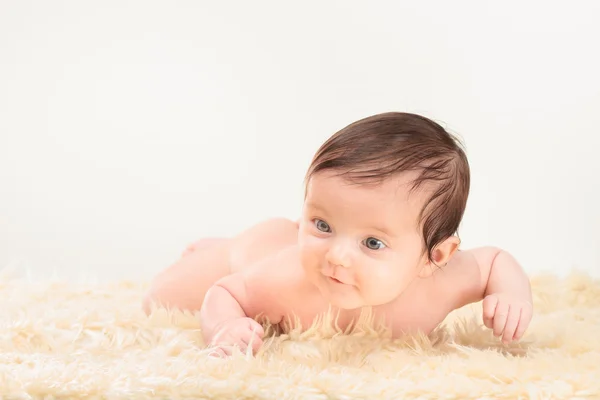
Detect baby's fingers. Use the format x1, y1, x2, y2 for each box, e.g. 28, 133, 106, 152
207, 342, 238, 358
492, 302, 509, 337
240, 331, 264, 354
482, 295, 498, 329
501, 308, 521, 343
245, 318, 265, 338
513, 304, 533, 340
240, 324, 265, 354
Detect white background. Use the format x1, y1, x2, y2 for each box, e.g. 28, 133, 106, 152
1, 1, 599, 282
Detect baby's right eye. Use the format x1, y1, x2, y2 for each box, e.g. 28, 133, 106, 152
314, 219, 331, 233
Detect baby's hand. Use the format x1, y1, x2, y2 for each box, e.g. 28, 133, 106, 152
482, 293, 533, 344
207, 317, 265, 357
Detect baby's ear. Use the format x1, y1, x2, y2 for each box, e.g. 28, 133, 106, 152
419, 236, 460, 277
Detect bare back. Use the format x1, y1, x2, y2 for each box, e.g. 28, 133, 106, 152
228, 218, 300, 273
143, 217, 301, 314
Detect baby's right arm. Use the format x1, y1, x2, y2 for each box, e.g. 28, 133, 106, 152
200, 274, 265, 355
199, 247, 294, 355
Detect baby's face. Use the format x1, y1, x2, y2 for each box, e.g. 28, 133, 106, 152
298, 170, 429, 310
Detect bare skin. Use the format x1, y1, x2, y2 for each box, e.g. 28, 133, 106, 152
143, 172, 533, 355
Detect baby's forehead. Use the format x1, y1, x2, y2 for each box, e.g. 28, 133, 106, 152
307, 170, 425, 202
305, 171, 427, 223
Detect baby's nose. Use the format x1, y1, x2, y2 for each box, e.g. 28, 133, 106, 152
325, 241, 353, 268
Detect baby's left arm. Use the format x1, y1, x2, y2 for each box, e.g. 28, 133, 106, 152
442, 247, 533, 343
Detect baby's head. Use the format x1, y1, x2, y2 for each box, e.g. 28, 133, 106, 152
298, 112, 470, 309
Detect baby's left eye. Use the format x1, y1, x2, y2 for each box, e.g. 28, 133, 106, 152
363, 237, 386, 250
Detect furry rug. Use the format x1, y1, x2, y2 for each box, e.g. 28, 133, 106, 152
1, 269, 599, 399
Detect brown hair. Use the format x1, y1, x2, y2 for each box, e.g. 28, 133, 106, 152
304, 112, 470, 263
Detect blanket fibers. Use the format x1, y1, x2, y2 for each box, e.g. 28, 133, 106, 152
1, 268, 599, 400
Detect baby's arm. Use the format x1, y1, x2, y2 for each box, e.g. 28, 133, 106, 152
199, 274, 263, 354
438, 247, 532, 343
475, 248, 533, 342
200, 246, 295, 354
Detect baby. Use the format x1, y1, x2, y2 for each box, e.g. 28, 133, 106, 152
143, 112, 533, 356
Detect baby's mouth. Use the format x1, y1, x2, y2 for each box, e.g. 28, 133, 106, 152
327, 276, 349, 285
321, 270, 351, 285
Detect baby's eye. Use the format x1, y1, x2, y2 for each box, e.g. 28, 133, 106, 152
314, 219, 331, 233
363, 237, 386, 250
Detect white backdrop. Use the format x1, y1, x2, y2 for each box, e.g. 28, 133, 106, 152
1, 1, 599, 281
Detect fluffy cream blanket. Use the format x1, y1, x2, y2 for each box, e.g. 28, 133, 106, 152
1, 268, 599, 399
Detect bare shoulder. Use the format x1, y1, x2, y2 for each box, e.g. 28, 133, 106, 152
229, 217, 299, 272
423, 248, 494, 311
383, 250, 488, 336
222, 243, 315, 325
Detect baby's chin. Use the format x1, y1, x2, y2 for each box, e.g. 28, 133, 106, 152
320, 285, 400, 310
316, 284, 369, 310
306, 270, 394, 309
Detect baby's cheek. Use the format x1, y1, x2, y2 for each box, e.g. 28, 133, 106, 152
298, 249, 311, 271
364, 263, 407, 290
298, 241, 320, 269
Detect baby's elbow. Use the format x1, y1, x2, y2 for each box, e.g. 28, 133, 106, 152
141, 284, 161, 315
141, 277, 175, 315
141, 294, 152, 315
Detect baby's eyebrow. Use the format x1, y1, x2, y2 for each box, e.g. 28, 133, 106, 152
304, 202, 327, 213
370, 225, 396, 238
